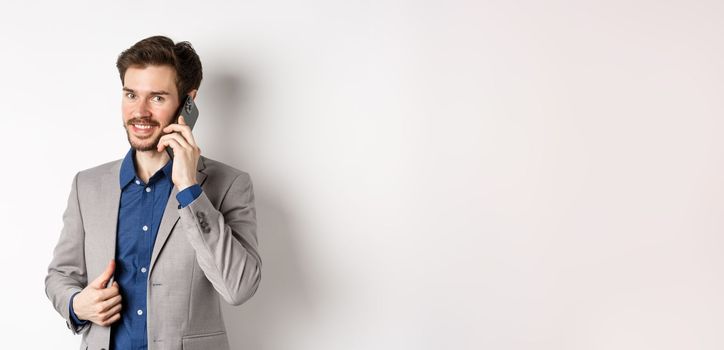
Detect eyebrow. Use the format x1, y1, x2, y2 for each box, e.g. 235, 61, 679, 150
122, 87, 171, 95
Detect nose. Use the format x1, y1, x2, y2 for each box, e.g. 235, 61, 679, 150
133, 99, 151, 118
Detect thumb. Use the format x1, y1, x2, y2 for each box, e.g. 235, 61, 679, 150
92, 259, 115, 288
178, 115, 186, 125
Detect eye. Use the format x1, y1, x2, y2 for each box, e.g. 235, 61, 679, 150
125, 92, 136, 100
151, 95, 165, 103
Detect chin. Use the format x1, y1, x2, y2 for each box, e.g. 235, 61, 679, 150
130, 142, 159, 152
126, 130, 161, 152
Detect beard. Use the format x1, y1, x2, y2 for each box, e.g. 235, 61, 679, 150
124, 118, 167, 152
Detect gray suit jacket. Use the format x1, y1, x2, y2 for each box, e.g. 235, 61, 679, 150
45, 155, 262, 350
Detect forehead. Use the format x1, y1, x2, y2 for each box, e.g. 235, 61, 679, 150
123, 65, 177, 94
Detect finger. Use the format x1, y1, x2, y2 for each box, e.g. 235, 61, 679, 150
157, 134, 190, 153
162, 123, 197, 149
101, 303, 123, 321
100, 294, 122, 312
92, 259, 115, 288
99, 282, 121, 300
100, 312, 121, 327
164, 132, 191, 149
162, 125, 197, 149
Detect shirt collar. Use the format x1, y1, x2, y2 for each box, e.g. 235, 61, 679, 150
119, 148, 174, 189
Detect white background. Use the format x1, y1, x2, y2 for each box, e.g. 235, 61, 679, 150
1, 0, 723, 349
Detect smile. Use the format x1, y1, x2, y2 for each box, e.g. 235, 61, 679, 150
131, 124, 157, 134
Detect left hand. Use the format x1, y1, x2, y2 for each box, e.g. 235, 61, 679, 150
158, 115, 201, 191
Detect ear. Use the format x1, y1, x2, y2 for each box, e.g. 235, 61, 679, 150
188, 89, 198, 100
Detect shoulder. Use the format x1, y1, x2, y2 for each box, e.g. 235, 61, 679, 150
198, 156, 255, 205
199, 156, 254, 199
74, 158, 122, 185
200, 156, 252, 183
78, 159, 122, 175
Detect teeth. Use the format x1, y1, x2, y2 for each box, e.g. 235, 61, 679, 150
135, 124, 153, 129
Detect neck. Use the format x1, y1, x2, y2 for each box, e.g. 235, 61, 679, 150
134, 149, 171, 183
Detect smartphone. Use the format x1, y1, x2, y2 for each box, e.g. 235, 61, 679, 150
166, 95, 199, 159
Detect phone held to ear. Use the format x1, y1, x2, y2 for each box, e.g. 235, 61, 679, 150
166, 95, 199, 159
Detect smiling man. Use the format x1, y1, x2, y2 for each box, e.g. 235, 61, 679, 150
45, 36, 262, 350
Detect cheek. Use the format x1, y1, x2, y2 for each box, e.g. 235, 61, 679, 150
121, 112, 131, 125
156, 105, 178, 124
121, 103, 133, 118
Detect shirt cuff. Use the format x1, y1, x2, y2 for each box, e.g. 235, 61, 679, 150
69, 292, 88, 327
177, 184, 203, 208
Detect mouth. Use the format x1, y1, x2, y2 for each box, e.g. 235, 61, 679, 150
129, 123, 158, 136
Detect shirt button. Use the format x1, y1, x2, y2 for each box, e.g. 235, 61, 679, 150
135, 180, 141, 185
141, 267, 147, 273
137, 309, 143, 316
146, 187, 152, 193
142, 225, 148, 232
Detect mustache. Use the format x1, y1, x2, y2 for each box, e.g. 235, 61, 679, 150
127, 118, 160, 126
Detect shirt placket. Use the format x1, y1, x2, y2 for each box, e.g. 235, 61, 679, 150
135, 179, 153, 350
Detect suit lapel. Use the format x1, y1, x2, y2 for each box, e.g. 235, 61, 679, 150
99, 160, 122, 283
149, 157, 208, 273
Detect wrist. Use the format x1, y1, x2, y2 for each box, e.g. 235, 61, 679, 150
177, 181, 197, 191
71, 291, 86, 321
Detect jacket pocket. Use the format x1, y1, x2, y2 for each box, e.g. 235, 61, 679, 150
182, 331, 229, 350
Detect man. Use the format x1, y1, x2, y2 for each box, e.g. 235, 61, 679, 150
45, 36, 262, 350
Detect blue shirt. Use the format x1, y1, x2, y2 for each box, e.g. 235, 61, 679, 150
69, 149, 202, 350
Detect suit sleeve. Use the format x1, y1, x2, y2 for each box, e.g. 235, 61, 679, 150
45, 172, 91, 335
178, 172, 262, 306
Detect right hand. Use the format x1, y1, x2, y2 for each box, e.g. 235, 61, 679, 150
72, 259, 123, 327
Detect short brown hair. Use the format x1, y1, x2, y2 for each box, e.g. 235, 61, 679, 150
116, 35, 202, 99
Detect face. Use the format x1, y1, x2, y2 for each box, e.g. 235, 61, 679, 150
122, 65, 180, 152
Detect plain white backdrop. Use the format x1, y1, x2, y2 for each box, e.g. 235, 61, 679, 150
1, 0, 723, 349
